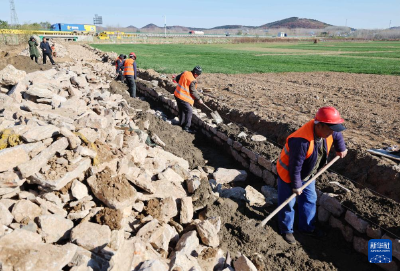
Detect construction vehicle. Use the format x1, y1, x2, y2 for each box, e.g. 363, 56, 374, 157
97, 31, 136, 40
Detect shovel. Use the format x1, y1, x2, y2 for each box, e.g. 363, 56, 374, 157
201, 103, 223, 124
258, 156, 340, 228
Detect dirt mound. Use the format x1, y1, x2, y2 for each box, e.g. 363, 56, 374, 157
0, 55, 52, 73
217, 123, 281, 160
136, 112, 205, 169
144, 199, 161, 218
95, 208, 123, 230
95, 168, 135, 202
189, 72, 400, 202
318, 172, 400, 237
205, 197, 380, 271
109, 80, 150, 111
206, 198, 336, 271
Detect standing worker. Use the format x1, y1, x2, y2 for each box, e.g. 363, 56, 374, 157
40, 37, 56, 65
174, 66, 204, 134
123, 52, 137, 97
276, 106, 348, 244
28, 36, 39, 63
115, 54, 125, 82
51, 44, 57, 57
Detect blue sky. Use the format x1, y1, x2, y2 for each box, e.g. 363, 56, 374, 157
0, 0, 398, 29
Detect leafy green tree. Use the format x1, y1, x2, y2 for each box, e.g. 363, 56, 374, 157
40, 21, 51, 30
0, 20, 8, 29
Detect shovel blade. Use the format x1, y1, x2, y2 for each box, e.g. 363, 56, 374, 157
211, 111, 223, 124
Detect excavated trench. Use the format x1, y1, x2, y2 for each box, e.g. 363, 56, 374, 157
137, 69, 400, 204
108, 79, 389, 270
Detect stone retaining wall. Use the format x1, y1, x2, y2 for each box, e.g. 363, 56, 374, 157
136, 78, 400, 271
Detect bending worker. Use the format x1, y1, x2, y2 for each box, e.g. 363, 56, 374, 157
115, 54, 125, 82
174, 66, 204, 134
124, 52, 137, 97
276, 106, 348, 245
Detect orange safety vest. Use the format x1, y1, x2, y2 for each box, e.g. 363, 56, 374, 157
277, 119, 333, 183
123, 58, 135, 76
174, 71, 197, 105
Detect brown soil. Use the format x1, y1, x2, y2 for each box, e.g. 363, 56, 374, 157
43, 152, 81, 180
95, 168, 136, 203
186, 72, 400, 203
200, 247, 218, 260
135, 112, 206, 169
94, 208, 123, 230
60, 180, 73, 195
109, 80, 151, 111
205, 197, 379, 271
0, 55, 52, 73
144, 199, 161, 219
94, 141, 115, 164
198, 72, 399, 147
317, 173, 400, 238
217, 123, 281, 160
91, 46, 395, 270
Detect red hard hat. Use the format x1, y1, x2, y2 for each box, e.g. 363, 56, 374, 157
129, 52, 136, 59
315, 106, 344, 124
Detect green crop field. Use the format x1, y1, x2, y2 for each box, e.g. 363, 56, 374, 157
91, 41, 400, 75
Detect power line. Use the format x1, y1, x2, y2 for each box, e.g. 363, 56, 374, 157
9, 0, 19, 27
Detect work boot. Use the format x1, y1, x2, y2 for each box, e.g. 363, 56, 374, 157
283, 233, 296, 244
300, 228, 327, 239
184, 128, 196, 134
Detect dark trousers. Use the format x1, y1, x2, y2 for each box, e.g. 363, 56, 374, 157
43, 52, 55, 64
30, 55, 38, 63
125, 75, 136, 98
116, 69, 123, 81
175, 96, 193, 130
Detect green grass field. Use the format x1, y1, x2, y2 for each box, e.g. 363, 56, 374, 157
91, 41, 400, 75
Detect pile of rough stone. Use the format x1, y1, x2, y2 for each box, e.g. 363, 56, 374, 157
0, 46, 274, 271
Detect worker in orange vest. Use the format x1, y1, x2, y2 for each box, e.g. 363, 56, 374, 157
51, 44, 56, 57
276, 107, 348, 245
174, 66, 204, 134
115, 54, 125, 82
123, 52, 137, 97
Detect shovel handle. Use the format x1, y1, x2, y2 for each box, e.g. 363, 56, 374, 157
202, 104, 213, 112
258, 156, 340, 228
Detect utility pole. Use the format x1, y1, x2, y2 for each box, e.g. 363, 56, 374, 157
10, 0, 19, 28
389, 20, 391, 29
345, 18, 347, 27
164, 15, 167, 38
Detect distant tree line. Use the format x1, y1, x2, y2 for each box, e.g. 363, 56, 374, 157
0, 19, 51, 30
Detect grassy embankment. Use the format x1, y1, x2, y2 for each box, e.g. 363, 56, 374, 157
92, 41, 400, 75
